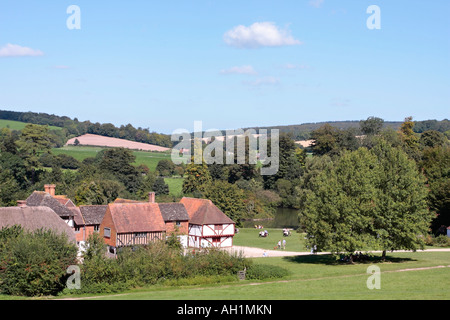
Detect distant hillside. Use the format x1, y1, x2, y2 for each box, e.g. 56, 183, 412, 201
242, 120, 403, 140
1, 109, 448, 144
66, 134, 170, 152
0, 109, 173, 148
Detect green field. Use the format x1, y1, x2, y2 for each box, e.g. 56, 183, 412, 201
66, 251, 450, 300
234, 228, 309, 252
0, 119, 62, 131
164, 177, 184, 196
52, 146, 172, 171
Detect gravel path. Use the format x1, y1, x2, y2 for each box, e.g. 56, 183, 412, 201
223, 246, 450, 258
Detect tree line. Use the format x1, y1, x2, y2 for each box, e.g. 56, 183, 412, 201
0, 116, 448, 256
180, 116, 449, 255
0, 110, 173, 148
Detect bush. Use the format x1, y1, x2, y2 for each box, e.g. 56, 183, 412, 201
72, 239, 251, 295
0, 226, 78, 297
433, 235, 450, 247
246, 264, 290, 280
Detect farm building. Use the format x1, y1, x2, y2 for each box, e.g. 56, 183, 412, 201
12, 187, 236, 253
180, 197, 235, 248
99, 202, 166, 255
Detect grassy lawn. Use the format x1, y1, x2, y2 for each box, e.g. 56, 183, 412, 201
234, 228, 309, 252
52, 146, 172, 171
82, 251, 450, 300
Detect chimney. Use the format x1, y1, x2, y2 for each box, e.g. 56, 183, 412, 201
44, 184, 56, 196
148, 192, 155, 203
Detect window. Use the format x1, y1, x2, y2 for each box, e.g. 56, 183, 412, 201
74, 226, 80, 233
176, 221, 181, 227
104, 227, 111, 238
135, 232, 146, 238
94, 225, 99, 232
214, 225, 223, 231
212, 237, 221, 243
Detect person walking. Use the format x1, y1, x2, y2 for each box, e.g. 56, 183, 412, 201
282, 239, 286, 250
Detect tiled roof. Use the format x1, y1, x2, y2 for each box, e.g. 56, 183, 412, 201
158, 203, 190, 222
108, 203, 166, 233
26, 191, 74, 218
0, 206, 76, 243
79, 205, 107, 225
180, 197, 235, 225
69, 207, 85, 226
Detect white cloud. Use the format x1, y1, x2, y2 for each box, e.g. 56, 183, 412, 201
244, 76, 280, 87
309, 0, 324, 8
223, 22, 302, 49
220, 65, 258, 75
0, 43, 44, 57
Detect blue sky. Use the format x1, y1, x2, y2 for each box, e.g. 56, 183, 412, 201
0, 0, 449, 133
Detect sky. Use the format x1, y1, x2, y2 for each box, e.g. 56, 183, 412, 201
0, 0, 449, 134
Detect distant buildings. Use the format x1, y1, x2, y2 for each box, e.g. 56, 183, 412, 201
5, 185, 236, 256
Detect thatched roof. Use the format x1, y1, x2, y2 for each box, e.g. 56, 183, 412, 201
0, 206, 76, 243
26, 191, 74, 218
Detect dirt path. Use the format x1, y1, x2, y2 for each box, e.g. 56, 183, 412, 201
224, 246, 450, 258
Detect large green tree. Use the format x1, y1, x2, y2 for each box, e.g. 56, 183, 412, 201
301, 143, 432, 260
16, 124, 52, 168
202, 180, 246, 226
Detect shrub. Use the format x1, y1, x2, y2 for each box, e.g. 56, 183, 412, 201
433, 235, 450, 247
0, 226, 78, 297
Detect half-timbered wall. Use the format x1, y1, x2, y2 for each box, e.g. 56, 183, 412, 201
116, 231, 165, 247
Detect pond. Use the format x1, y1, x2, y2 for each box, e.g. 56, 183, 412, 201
242, 207, 300, 229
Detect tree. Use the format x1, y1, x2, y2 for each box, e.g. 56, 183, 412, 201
399, 116, 420, 160
301, 143, 432, 260
419, 130, 446, 149
15, 124, 52, 183
371, 141, 431, 259
301, 148, 381, 258
98, 148, 142, 193
420, 146, 450, 233
202, 180, 246, 227
310, 124, 340, 156
360, 116, 384, 136
152, 177, 169, 196
263, 133, 302, 189
155, 159, 175, 177
182, 160, 212, 195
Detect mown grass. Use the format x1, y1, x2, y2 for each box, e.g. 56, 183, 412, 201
233, 228, 309, 252
83, 251, 450, 300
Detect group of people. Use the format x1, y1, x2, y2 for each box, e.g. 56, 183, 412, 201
276, 239, 287, 250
